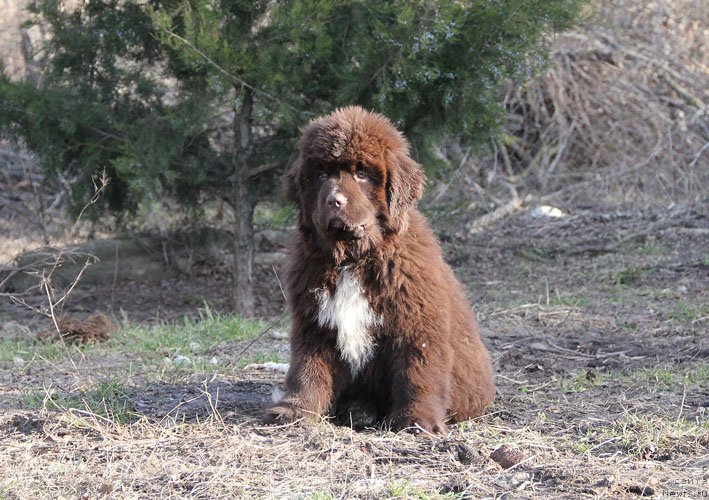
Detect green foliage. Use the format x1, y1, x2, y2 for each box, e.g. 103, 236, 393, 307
0, 1, 216, 217
0, 0, 584, 218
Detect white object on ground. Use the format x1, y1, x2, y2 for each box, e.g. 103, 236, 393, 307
529, 205, 566, 218
243, 362, 290, 373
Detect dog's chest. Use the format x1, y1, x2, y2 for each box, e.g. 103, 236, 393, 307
316, 268, 381, 375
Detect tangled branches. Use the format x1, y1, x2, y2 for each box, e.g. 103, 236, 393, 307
496, 0, 708, 207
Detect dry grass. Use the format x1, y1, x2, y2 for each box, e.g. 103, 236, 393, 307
511, 0, 708, 204
2, 202, 707, 499
1, 379, 706, 499
436, 0, 708, 220
1, 1, 708, 499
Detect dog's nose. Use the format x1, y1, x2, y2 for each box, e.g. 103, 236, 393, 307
326, 192, 347, 208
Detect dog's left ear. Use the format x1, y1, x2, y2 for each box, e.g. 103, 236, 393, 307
386, 152, 426, 230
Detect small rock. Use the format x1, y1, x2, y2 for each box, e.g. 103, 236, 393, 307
510, 471, 534, 490
188, 342, 201, 351
243, 362, 289, 373
173, 355, 191, 365
270, 330, 288, 340
529, 205, 565, 219
98, 483, 114, 496
13, 356, 24, 366
628, 485, 655, 497
456, 443, 480, 465
490, 444, 526, 469
209, 357, 219, 365
439, 479, 467, 495
595, 476, 615, 489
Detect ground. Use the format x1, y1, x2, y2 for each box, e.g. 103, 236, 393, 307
0, 202, 707, 499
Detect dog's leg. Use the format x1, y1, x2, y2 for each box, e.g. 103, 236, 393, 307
265, 346, 347, 425
386, 342, 453, 434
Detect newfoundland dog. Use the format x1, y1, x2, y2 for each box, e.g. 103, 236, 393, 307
266, 106, 494, 433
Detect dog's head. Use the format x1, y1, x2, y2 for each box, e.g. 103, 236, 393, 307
285, 106, 426, 259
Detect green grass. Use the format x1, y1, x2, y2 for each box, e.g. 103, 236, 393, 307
669, 301, 709, 322
630, 365, 709, 390
115, 306, 265, 356
558, 370, 605, 393
1, 307, 267, 370
548, 293, 590, 308
629, 242, 667, 257
388, 481, 464, 499
558, 366, 709, 395
611, 266, 653, 288
612, 412, 708, 457
0, 338, 85, 363
310, 494, 335, 500
21, 380, 137, 423
567, 410, 708, 459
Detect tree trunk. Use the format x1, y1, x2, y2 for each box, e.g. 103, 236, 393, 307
231, 87, 256, 315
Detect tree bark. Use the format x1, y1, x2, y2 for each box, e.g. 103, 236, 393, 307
231, 87, 256, 315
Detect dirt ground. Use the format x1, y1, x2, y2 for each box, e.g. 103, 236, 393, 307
0, 199, 707, 499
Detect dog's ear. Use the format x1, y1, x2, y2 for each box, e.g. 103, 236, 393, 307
387, 152, 426, 230
283, 159, 301, 207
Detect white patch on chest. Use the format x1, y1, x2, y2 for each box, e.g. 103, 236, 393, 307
316, 267, 381, 375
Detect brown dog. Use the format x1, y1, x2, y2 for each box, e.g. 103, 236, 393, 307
266, 106, 494, 433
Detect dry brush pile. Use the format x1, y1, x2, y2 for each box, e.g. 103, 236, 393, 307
447, 0, 708, 216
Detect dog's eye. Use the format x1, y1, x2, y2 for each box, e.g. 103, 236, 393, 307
354, 169, 369, 182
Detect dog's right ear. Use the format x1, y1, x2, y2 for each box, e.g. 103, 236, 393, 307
386, 152, 426, 232
283, 160, 301, 207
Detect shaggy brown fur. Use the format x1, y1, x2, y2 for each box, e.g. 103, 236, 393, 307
266, 106, 494, 433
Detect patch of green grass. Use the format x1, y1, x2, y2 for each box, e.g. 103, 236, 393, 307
114, 306, 265, 356
21, 380, 137, 424
568, 411, 707, 459
310, 493, 335, 500
570, 426, 601, 454
1, 308, 266, 376
558, 370, 605, 393
612, 412, 708, 457
0, 338, 85, 363
388, 481, 463, 499
517, 246, 556, 261
183, 293, 208, 307
630, 365, 709, 391
611, 266, 653, 288
669, 301, 708, 322
630, 242, 667, 257
548, 293, 590, 308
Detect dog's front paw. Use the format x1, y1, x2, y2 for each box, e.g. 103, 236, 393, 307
263, 401, 306, 426
388, 412, 448, 435
409, 419, 448, 435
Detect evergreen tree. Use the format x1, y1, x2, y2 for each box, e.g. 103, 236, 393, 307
0, 0, 583, 314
